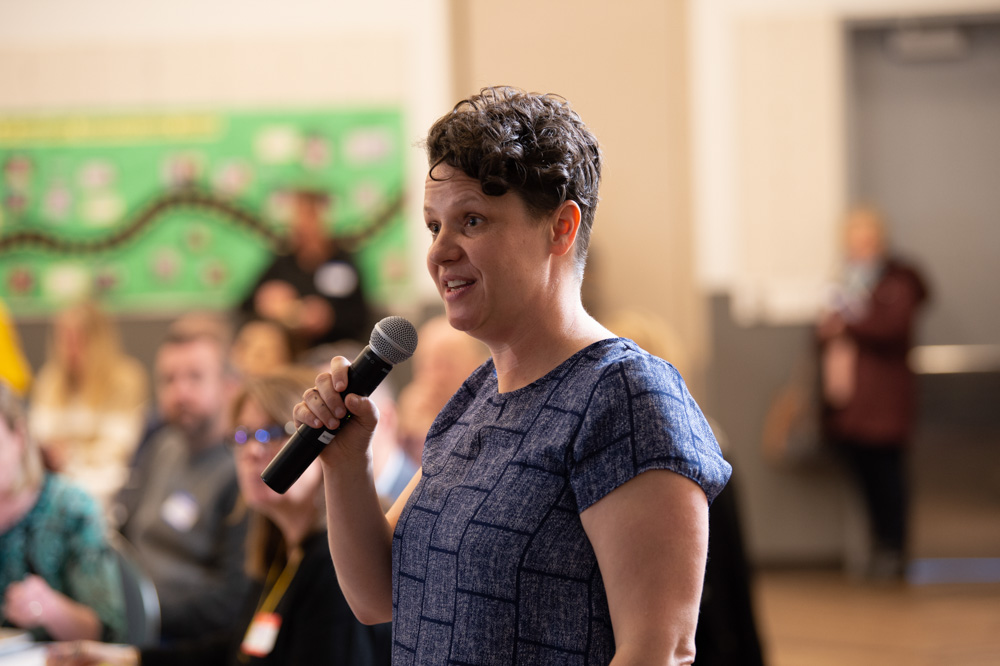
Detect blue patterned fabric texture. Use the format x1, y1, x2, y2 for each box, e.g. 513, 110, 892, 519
391, 338, 732, 665
0, 474, 126, 642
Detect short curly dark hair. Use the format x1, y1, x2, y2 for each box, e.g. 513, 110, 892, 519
425, 86, 602, 276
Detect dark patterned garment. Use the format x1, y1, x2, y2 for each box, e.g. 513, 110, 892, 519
392, 338, 732, 665
0, 474, 126, 642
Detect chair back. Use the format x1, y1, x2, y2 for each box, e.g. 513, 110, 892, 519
108, 532, 161, 646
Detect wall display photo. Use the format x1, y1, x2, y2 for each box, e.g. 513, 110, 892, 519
0, 108, 407, 316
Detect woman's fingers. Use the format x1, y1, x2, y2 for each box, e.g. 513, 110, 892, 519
344, 393, 380, 433
326, 355, 352, 393
314, 373, 347, 420
290, 356, 367, 431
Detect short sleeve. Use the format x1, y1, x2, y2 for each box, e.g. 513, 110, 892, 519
569, 354, 732, 511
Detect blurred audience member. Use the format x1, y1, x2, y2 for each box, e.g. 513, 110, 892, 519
0, 299, 32, 396
818, 205, 930, 580
603, 309, 764, 665
0, 381, 125, 642
48, 368, 391, 666
369, 383, 415, 507
395, 315, 489, 464
29, 301, 148, 509
230, 317, 297, 378
241, 189, 372, 348
113, 320, 249, 642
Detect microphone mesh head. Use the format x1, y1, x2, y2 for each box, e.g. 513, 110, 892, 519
370, 316, 418, 365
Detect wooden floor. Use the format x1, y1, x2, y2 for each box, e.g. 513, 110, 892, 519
754, 569, 1000, 665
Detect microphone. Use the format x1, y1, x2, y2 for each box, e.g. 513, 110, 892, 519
261, 316, 418, 493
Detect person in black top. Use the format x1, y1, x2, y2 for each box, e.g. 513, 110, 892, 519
241, 189, 372, 348
47, 367, 390, 666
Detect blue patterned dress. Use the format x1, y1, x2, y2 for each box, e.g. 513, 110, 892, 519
0, 474, 126, 641
391, 338, 732, 665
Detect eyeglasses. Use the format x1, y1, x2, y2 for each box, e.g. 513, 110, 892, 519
231, 422, 295, 448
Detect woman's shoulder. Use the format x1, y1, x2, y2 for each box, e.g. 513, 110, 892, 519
882, 257, 930, 303
37, 474, 103, 519
570, 340, 732, 505
27, 475, 108, 548
566, 338, 685, 393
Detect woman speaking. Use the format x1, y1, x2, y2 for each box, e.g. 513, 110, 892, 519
297, 86, 732, 665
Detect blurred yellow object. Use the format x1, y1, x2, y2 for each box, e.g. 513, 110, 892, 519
0, 299, 32, 395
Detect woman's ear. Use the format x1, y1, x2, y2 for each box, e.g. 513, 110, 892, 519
550, 200, 582, 257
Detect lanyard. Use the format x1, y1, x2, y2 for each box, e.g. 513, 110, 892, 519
238, 550, 304, 663
255, 549, 303, 616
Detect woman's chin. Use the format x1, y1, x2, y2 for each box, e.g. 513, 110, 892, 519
245, 483, 279, 510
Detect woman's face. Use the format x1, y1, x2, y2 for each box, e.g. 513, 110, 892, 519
231, 322, 292, 377
423, 165, 553, 344
232, 397, 322, 520
845, 212, 885, 264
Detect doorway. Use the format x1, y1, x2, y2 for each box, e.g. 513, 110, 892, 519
847, 15, 1000, 580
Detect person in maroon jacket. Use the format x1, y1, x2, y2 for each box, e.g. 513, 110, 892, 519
817, 205, 930, 580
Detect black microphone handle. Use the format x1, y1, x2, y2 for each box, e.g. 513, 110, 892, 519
261, 345, 392, 494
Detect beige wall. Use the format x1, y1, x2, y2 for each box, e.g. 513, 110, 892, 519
451, 0, 708, 388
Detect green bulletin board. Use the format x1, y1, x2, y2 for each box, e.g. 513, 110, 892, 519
0, 108, 407, 316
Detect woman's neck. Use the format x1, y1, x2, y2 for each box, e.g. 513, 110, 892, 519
271, 506, 318, 558
489, 302, 613, 393
294, 239, 333, 273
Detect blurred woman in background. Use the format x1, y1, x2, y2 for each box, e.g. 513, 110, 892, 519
47, 367, 390, 666
818, 205, 930, 580
394, 314, 488, 466
229, 317, 297, 379
29, 300, 148, 508
0, 380, 126, 643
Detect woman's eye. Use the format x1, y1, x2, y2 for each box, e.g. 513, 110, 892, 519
426, 222, 440, 235
466, 216, 483, 228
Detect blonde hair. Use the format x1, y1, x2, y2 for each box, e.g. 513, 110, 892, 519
842, 204, 889, 249
35, 301, 131, 408
0, 380, 43, 494
230, 366, 325, 579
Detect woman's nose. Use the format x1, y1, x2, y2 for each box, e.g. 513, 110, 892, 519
241, 438, 269, 460
428, 228, 461, 265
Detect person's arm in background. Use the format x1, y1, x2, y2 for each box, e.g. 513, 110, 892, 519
4, 575, 102, 641
581, 470, 709, 666
7, 482, 125, 643
62, 510, 127, 643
